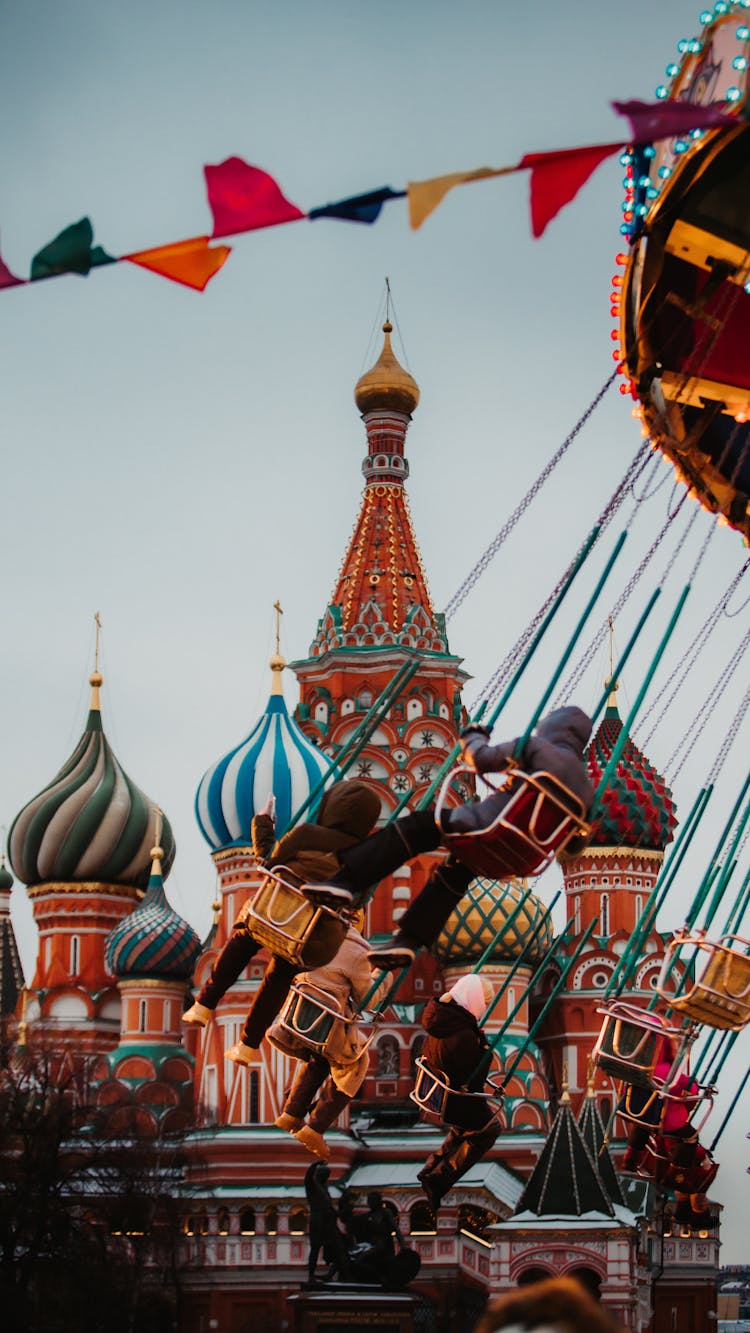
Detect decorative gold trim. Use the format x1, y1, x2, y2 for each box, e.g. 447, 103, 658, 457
118, 977, 186, 992
27, 881, 143, 900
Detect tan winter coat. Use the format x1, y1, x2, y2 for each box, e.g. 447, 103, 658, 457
296, 927, 390, 1097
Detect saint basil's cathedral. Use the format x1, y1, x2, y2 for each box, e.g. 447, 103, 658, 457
0, 324, 720, 1333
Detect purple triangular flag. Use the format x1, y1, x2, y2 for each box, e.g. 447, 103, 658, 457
613, 99, 738, 144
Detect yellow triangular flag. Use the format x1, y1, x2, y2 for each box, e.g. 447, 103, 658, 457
407, 165, 516, 230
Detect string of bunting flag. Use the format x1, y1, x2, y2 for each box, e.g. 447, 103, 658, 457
0, 100, 736, 296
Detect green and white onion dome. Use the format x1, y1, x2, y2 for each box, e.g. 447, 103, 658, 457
105, 842, 200, 981
8, 672, 175, 890
195, 653, 336, 851
434, 877, 553, 967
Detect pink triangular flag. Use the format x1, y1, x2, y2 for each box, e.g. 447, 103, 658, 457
613, 99, 738, 144
205, 157, 305, 238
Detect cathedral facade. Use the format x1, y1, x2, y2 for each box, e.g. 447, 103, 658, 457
1, 325, 720, 1333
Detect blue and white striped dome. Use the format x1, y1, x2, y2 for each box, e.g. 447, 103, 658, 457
195, 660, 335, 851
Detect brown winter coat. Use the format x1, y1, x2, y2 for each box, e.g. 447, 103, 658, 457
421, 997, 489, 1093
235, 780, 381, 930
296, 927, 390, 1095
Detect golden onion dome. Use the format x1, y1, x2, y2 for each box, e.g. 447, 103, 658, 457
354, 321, 420, 417
434, 878, 553, 967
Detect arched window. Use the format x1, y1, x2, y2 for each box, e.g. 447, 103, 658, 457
376, 1035, 400, 1078
264, 1204, 278, 1236
457, 1203, 494, 1241
183, 1216, 195, 1236
359, 688, 374, 710
70, 935, 80, 975
599, 893, 610, 937
198, 1215, 209, 1236
217, 1208, 230, 1236
314, 700, 328, 724
248, 1069, 260, 1123
139, 999, 147, 1033
410, 1034, 425, 1074
406, 697, 424, 719
574, 895, 582, 934
635, 894, 643, 922
409, 1201, 436, 1235
239, 1207, 255, 1236
289, 1206, 308, 1235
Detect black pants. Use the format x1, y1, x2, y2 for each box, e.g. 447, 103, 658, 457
419, 1115, 500, 1201
284, 1054, 351, 1131
334, 809, 472, 946
196, 929, 298, 1047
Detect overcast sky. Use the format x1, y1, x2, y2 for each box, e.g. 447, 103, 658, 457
2, 0, 748, 1261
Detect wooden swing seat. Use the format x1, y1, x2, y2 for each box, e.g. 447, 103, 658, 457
659, 933, 750, 1031
410, 1057, 503, 1131
592, 1001, 686, 1088
437, 763, 590, 880
246, 866, 347, 969
267, 980, 349, 1061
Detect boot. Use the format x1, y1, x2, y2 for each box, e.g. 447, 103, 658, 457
367, 932, 417, 970
276, 1112, 304, 1133
225, 1041, 255, 1066
295, 1125, 330, 1160
182, 1001, 213, 1027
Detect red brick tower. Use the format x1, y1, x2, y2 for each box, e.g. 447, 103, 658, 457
535, 685, 677, 1121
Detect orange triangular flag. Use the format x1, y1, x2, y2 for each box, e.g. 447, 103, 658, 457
123, 235, 231, 290
408, 165, 514, 230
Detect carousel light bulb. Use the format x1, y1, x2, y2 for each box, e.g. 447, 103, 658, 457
647, 186, 659, 199
690, 40, 703, 53
666, 62, 680, 75
737, 27, 750, 40
615, 252, 628, 265
735, 411, 748, 423
620, 223, 631, 235
744, 279, 750, 293
641, 425, 650, 437
700, 9, 712, 21
658, 165, 672, 179
690, 128, 704, 138
619, 383, 630, 395
655, 84, 669, 98
619, 152, 633, 166
612, 275, 623, 286
726, 86, 742, 100
644, 145, 656, 158
674, 140, 688, 153
733, 54, 748, 68
636, 204, 648, 216
638, 175, 651, 187
714, 1, 729, 12
631, 406, 642, 418
677, 39, 690, 52
611, 329, 620, 341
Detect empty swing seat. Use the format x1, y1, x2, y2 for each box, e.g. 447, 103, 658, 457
658, 933, 750, 1031
410, 1057, 503, 1131
592, 1001, 686, 1088
267, 981, 349, 1062
246, 866, 347, 970
437, 764, 590, 880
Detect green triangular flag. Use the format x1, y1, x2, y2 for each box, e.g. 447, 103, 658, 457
30, 217, 115, 280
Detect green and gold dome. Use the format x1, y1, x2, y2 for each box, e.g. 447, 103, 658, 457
434, 878, 553, 967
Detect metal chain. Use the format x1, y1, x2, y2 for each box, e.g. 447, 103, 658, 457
706, 678, 750, 787
555, 489, 688, 702
444, 368, 620, 622
666, 630, 750, 779
639, 557, 750, 745
471, 441, 652, 712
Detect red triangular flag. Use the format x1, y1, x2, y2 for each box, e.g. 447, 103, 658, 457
123, 236, 231, 290
205, 157, 305, 238
519, 142, 622, 238
0, 240, 24, 289
613, 99, 738, 144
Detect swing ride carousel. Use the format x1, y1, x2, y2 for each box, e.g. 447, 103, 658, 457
4, 6, 750, 1332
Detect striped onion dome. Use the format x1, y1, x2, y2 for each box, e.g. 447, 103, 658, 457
586, 699, 676, 851
434, 878, 553, 966
195, 653, 335, 851
8, 672, 175, 890
105, 844, 200, 980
